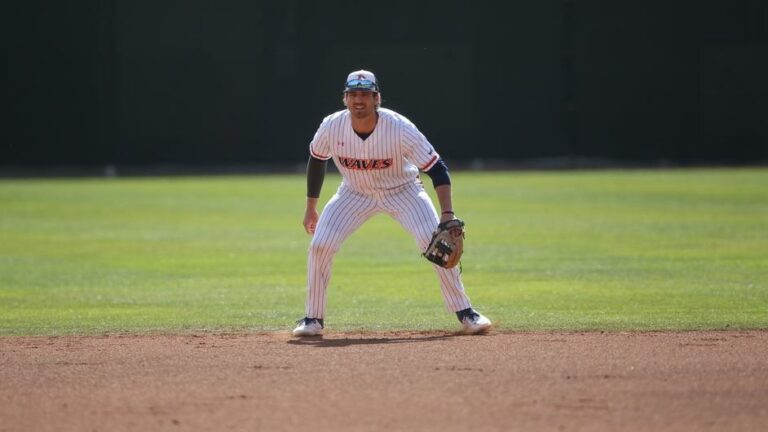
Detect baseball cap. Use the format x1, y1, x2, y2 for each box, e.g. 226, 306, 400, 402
344, 70, 379, 92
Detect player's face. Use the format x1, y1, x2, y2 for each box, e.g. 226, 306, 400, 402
345, 91, 377, 118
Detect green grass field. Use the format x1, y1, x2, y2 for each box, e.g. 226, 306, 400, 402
1, 168, 766, 335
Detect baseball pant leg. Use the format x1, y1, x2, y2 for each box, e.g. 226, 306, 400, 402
305, 189, 378, 318
384, 188, 472, 312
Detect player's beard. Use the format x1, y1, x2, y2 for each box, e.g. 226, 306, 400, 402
350, 105, 375, 119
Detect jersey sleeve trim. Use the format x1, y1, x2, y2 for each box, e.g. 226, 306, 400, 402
309, 147, 332, 161
420, 155, 439, 171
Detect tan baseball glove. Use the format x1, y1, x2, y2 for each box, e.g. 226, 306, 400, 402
423, 219, 465, 268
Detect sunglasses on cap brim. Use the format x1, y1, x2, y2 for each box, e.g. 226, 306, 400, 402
345, 79, 378, 91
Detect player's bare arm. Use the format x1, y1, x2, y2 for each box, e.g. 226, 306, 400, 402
435, 184, 455, 223
304, 156, 326, 235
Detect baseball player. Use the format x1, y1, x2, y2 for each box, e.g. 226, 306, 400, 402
293, 69, 492, 336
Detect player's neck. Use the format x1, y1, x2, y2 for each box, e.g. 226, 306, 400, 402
350, 111, 378, 134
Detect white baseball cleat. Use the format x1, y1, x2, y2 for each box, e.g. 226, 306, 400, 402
293, 317, 324, 337
457, 308, 492, 334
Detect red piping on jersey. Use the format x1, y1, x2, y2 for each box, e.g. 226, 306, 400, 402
421, 155, 438, 171
310, 148, 331, 160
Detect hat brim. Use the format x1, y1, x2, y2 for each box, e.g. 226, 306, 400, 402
344, 87, 378, 92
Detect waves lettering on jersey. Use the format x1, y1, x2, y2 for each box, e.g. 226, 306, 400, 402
338, 157, 393, 171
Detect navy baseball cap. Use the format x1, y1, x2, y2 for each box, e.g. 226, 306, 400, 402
344, 70, 379, 92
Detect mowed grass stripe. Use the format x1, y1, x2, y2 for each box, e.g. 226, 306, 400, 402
1, 169, 766, 335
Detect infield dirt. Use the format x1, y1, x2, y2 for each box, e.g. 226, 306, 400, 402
1, 331, 767, 431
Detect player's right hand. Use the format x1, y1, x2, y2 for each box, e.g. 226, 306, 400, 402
303, 208, 319, 235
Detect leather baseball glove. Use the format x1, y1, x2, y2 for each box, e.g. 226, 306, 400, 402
423, 219, 465, 268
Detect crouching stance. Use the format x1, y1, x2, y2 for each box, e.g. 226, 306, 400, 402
293, 70, 491, 337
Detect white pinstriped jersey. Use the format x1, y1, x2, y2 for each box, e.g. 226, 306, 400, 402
309, 108, 440, 194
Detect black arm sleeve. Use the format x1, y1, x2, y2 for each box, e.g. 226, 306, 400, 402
307, 155, 327, 198
424, 158, 451, 188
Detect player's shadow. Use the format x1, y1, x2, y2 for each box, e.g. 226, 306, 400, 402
287, 332, 466, 347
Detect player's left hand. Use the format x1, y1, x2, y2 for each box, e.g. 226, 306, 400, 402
423, 218, 465, 268
440, 212, 456, 223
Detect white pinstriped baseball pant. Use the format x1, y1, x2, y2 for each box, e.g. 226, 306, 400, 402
304, 183, 472, 319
